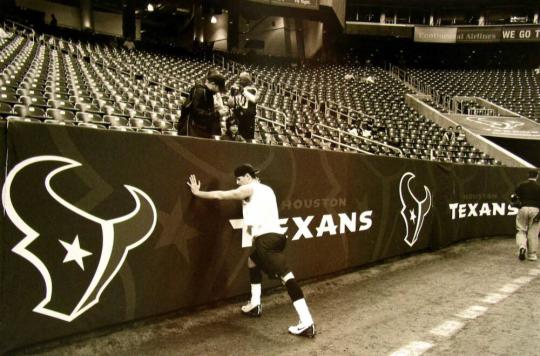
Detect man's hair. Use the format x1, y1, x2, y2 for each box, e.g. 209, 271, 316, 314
239, 72, 252, 86
234, 164, 259, 178
528, 169, 539, 179
206, 71, 226, 92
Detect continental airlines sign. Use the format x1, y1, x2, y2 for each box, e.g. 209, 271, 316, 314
414, 25, 540, 43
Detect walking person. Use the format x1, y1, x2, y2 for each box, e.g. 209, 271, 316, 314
186, 164, 316, 337
514, 169, 540, 261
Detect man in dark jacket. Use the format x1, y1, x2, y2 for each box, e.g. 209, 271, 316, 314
187, 71, 226, 138
515, 169, 540, 261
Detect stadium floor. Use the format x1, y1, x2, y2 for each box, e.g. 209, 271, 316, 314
17, 236, 540, 356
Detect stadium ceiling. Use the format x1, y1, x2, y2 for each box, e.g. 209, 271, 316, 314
346, 0, 539, 9
48, 0, 225, 14
47, 0, 538, 14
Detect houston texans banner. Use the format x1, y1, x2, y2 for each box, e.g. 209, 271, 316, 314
0, 122, 528, 352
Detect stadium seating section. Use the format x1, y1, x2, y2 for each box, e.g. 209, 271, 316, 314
0, 24, 510, 166
404, 67, 540, 123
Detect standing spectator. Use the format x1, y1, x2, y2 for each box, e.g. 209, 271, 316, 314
228, 72, 258, 140
50, 14, 58, 28
185, 71, 226, 138
514, 170, 540, 261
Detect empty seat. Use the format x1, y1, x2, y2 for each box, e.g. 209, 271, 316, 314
104, 115, 128, 127
14, 104, 47, 120
46, 108, 76, 122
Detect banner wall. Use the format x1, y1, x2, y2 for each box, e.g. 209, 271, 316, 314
456, 27, 501, 43
413, 25, 540, 43
0, 122, 528, 352
414, 27, 457, 43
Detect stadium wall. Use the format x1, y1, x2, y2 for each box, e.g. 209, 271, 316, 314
238, 16, 296, 57
14, 0, 141, 38
204, 13, 228, 51
16, 0, 81, 30
0, 122, 528, 353
303, 20, 324, 58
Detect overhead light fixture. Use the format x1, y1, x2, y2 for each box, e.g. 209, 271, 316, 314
147, 3, 154, 12
211, 15, 217, 24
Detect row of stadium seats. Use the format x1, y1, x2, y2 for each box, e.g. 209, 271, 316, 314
403, 67, 540, 122
0, 26, 501, 165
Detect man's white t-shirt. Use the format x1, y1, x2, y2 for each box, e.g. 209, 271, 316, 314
242, 181, 283, 237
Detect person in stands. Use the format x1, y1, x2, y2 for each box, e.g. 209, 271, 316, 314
228, 72, 258, 140
186, 71, 226, 138
221, 117, 246, 142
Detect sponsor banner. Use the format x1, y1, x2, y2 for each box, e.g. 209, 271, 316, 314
456, 115, 540, 139
271, 0, 318, 9
247, 0, 318, 9
0, 122, 528, 352
456, 27, 500, 43
414, 26, 457, 43
345, 22, 414, 39
501, 26, 540, 42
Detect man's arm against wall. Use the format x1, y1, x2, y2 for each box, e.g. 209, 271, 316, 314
187, 175, 252, 201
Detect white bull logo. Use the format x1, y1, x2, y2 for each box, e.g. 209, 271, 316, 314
2, 155, 157, 322
399, 172, 432, 247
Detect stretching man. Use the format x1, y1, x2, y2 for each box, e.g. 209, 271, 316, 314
187, 164, 315, 337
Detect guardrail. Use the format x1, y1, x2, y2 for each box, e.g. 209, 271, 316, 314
212, 53, 320, 110
2, 19, 35, 41
324, 100, 377, 123
315, 122, 403, 156
388, 63, 454, 113
256, 103, 290, 124
213, 54, 397, 151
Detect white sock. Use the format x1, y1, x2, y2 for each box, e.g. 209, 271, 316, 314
293, 298, 313, 326
250, 284, 261, 305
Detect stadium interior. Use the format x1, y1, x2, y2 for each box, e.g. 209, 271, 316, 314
0, 0, 539, 352
1, 0, 539, 167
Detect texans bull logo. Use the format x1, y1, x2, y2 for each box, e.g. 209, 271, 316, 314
399, 172, 432, 247
1, 155, 157, 322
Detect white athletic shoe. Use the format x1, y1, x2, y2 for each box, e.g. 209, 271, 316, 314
288, 322, 316, 338
241, 302, 262, 317
527, 253, 538, 261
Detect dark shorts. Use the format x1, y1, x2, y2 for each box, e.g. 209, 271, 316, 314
250, 233, 289, 279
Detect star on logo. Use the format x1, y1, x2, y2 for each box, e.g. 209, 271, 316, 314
59, 236, 92, 270
409, 209, 417, 223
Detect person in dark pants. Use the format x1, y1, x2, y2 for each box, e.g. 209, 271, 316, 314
187, 71, 226, 138
514, 169, 540, 261
187, 164, 316, 337
228, 72, 258, 140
